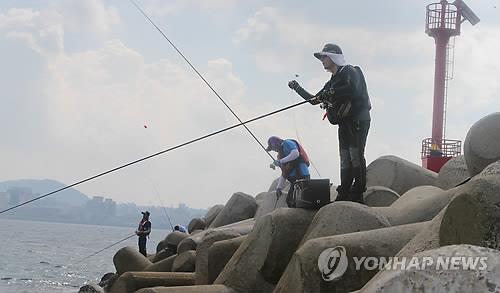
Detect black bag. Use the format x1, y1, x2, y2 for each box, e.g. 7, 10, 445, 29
293, 179, 331, 209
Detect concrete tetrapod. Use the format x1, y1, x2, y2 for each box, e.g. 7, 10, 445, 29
435, 155, 469, 189
188, 218, 206, 233
145, 254, 177, 272
214, 208, 316, 293
157, 231, 190, 254
479, 159, 500, 178
300, 202, 391, 245
209, 192, 257, 228
108, 272, 195, 293
172, 250, 196, 272
203, 204, 224, 227
254, 191, 288, 221
274, 222, 426, 293
208, 236, 247, 284
78, 284, 104, 293
113, 246, 152, 275
362, 186, 400, 207
359, 245, 500, 293
397, 175, 500, 256
464, 112, 500, 176
177, 218, 254, 254
153, 248, 175, 263
366, 155, 437, 195
373, 185, 455, 226
135, 284, 236, 293
195, 229, 242, 285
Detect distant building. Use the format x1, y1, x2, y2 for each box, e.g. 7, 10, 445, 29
7, 187, 33, 206
84, 196, 117, 223
104, 198, 117, 216
0, 192, 8, 207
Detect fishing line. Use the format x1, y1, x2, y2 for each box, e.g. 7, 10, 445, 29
71, 233, 136, 265
289, 74, 322, 178
142, 125, 175, 230
0, 99, 313, 215
129, 0, 274, 161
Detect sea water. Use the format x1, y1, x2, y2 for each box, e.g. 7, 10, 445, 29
0, 218, 171, 293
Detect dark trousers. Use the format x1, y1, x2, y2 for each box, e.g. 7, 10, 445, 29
138, 237, 147, 257
337, 119, 370, 197
286, 175, 311, 208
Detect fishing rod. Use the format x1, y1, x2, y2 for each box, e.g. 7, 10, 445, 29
0, 99, 314, 215
142, 125, 175, 230
289, 74, 322, 178
72, 233, 136, 265
129, 0, 275, 162
152, 184, 174, 230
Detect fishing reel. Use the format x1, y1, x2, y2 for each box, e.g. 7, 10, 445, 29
317, 89, 335, 109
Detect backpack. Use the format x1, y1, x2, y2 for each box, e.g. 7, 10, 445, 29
278, 140, 310, 179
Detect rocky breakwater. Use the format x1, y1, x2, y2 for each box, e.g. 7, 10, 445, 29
80, 112, 500, 293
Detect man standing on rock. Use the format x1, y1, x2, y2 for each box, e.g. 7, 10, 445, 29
267, 136, 311, 207
288, 43, 371, 204
136, 211, 151, 257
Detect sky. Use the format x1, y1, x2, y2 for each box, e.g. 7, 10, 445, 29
1, 0, 499, 209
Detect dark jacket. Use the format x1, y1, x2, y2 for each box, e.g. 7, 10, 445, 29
296, 65, 371, 121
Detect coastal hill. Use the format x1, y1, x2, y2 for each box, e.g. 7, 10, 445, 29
0, 178, 89, 206
0, 179, 206, 229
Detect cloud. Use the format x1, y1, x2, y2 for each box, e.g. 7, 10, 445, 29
141, 0, 237, 17
0, 8, 64, 55
0, 4, 259, 208
51, 0, 120, 34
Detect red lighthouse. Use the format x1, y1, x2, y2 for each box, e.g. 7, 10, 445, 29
421, 0, 480, 172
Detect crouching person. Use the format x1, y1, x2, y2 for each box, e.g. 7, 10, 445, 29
266, 136, 311, 207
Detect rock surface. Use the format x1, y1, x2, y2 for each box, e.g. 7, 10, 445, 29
208, 236, 247, 284
113, 246, 152, 275
363, 186, 400, 207
195, 229, 242, 285
301, 202, 391, 244
366, 155, 437, 195
78, 284, 104, 293
397, 176, 500, 256
254, 191, 288, 220
215, 208, 316, 293
203, 205, 224, 227
360, 245, 500, 293
135, 284, 236, 293
178, 218, 254, 254
464, 112, 500, 176
275, 222, 426, 293
109, 272, 195, 293
172, 250, 196, 272
436, 155, 469, 189
188, 218, 206, 233
209, 192, 258, 228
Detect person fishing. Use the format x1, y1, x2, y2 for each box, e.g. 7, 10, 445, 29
135, 211, 151, 256
267, 136, 311, 207
288, 43, 371, 204
174, 224, 187, 233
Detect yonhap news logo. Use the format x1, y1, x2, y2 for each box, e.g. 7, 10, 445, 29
317, 246, 348, 281
318, 246, 489, 282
